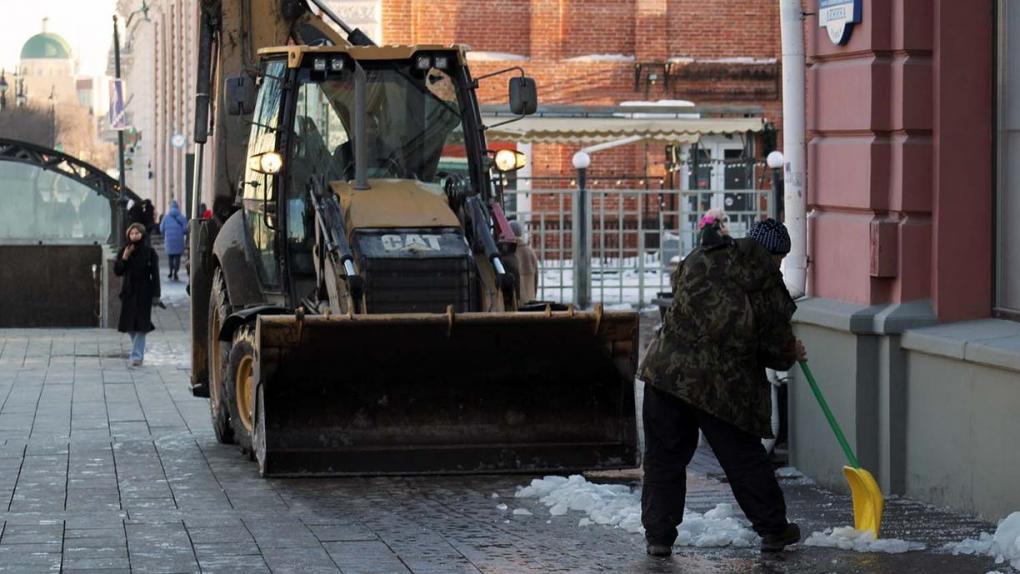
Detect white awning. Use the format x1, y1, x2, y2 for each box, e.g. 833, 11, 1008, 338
485, 116, 765, 145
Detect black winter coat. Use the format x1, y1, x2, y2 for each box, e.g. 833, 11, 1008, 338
114, 243, 161, 333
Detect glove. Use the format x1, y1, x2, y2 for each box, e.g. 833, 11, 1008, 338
153, 297, 167, 309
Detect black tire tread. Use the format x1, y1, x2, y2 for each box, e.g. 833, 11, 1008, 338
224, 325, 256, 455
208, 267, 235, 444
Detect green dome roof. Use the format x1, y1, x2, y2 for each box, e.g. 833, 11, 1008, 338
20, 32, 72, 60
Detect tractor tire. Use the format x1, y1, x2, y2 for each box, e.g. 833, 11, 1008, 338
224, 324, 257, 456
207, 267, 234, 444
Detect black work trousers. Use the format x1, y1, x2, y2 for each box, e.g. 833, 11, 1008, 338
641, 383, 788, 545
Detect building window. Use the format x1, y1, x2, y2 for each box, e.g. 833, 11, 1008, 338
998, 0, 1020, 314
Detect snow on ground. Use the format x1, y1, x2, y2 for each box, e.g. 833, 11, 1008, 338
775, 467, 804, 478
539, 265, 672, 306
160, 275, 190, 306
804, 526, 926, 554
943, 512, 1020, 571
514, 475, 758, 547
774, 466, 816, 486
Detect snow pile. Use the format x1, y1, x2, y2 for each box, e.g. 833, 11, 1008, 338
465, 51, 529, 62
676, 503, 759, 548
804, 527, 925, 554
774, 466, 816, 486
514, 475, 758, 547
515, 475, 642, 532
775, 467, 804, 478
943, 512, 1020, 571
564, 54, 636, 63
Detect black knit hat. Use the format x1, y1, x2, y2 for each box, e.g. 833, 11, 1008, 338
748, 218, 791, 255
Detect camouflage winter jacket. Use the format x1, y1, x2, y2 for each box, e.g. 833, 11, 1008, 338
638, 237, 798, 438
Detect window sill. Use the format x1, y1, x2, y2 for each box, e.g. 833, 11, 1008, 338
901, 319, 1020, 373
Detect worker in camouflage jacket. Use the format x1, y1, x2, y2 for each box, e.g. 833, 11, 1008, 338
638, 217, 806, 557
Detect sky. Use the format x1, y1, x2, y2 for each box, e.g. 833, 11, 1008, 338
0, 0, 119, 78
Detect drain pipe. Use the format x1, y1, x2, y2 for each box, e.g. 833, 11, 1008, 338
780, 0, 808, 297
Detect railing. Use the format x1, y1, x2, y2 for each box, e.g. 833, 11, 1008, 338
503, 186, 771, 307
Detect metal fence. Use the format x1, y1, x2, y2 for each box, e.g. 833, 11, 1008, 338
503, 186, 772, 307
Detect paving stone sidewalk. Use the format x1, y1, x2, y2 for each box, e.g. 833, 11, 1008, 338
0, 259, 1008, 573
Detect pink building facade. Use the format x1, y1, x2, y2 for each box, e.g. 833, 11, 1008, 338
791, 0, 1020, 521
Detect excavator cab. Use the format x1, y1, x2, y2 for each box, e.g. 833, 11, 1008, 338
205, 44, 640, 476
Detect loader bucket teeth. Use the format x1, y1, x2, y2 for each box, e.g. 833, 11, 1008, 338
251, 310, 639, 476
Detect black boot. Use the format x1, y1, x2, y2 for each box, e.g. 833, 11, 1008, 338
761, 522, 800, 553
646, 544, 672, 558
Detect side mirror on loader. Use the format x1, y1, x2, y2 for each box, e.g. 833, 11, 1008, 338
509, 77, 537, 116
225, 75, 257, 116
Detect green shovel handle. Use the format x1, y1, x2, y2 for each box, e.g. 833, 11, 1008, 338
798, 360, 861, 469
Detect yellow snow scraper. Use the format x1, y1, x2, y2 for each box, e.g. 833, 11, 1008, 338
799, 361, 884, 537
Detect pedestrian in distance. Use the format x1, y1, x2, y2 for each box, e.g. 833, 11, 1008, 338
115, 223, 162, 367
638, 217, 807, 558
141, 199, 156, 234
698, 207, 730, 246
160, 199, 188, 281
127, 198, 145, 227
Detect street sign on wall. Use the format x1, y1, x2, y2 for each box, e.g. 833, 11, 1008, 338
818, 0, 862, 46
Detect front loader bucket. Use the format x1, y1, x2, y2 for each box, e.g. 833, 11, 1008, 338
252, 308, 639, 476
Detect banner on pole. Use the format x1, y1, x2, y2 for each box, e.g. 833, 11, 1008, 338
109, 79, 128, 131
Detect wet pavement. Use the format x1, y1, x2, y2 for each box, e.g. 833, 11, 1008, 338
0, 257, 1008, 573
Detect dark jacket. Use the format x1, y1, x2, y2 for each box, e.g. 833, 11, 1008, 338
141, 201, 156, 232
114, 242, 161, 333
638, 237, 797, 437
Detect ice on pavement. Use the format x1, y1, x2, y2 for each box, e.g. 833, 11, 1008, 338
775, 467, 804, 478
804, 526, 925, 554
943, 511, 1020, 571
514, 475, 758, 547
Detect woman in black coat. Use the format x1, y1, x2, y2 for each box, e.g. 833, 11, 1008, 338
115, 223, 161, 366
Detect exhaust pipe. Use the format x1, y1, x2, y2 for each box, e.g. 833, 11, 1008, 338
192, 7, 215, 219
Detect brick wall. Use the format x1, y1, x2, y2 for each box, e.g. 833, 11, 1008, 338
381, 0, 782, 240
667, 0, 780, 59
382, 0, 781, 108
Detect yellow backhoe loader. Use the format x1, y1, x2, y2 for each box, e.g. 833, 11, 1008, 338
187, 0, 639, 476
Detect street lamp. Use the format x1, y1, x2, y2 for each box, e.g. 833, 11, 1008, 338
0, 70, 8, 111
111, 2, 152, 245
15, 68, 27, 108
766, 150, 785, 221
572, 151, 592, 309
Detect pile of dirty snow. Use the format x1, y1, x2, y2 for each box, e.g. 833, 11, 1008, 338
943, 512, 1020, 571
514, 475, 758, 547
804, 526, 925, 554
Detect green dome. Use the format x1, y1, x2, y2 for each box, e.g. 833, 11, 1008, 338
20, 33, 72, 60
